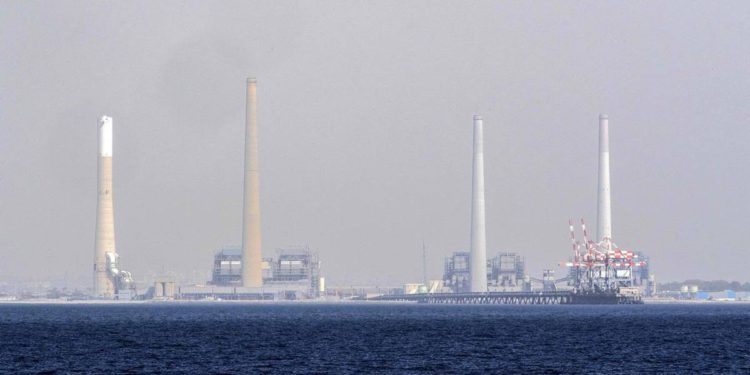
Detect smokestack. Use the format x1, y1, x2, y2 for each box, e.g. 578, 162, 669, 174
597, 114, 612, 242
94, 115, 116, 298
470, 115, 487, 293
242, 78, 263, 287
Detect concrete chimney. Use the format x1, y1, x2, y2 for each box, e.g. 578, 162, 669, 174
470, 115, 487, 292
242, 78, 263, 287
597, 114, 612, 242
94, 115, 116, 298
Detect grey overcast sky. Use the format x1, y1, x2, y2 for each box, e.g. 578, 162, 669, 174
1, 1, 749, 288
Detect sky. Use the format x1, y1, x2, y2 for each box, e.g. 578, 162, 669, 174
1, 1, 749, 289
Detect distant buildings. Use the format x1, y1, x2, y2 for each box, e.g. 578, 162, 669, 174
264, 247, 323, 294
210, 246, 244, 286
444, 251, 529, 293
181, 245, 324, 300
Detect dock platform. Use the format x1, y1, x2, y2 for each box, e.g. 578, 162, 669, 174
368, 291, 642, 305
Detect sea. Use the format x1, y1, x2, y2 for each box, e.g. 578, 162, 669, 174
1, 303, 749, 374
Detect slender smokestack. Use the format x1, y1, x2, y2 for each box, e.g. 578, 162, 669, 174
597, 114, 612, 242
242, 78, 263, 287
94, 115, 116, 298
470, 115, 487, 292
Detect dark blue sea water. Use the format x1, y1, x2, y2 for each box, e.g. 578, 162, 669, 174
1, 303, 749, 374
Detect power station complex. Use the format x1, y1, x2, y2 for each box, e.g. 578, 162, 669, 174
180, 78, 325, 300
89, 77, 651, 303
376, 113, 653, 304
564, 116, 652, 297
92, 79, 323, 301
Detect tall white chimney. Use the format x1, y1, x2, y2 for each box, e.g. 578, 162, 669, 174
470, 115, 487, 292
597, 114, 612, 242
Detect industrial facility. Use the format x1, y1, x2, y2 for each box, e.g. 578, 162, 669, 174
181, 246, 323, 300
443, 251, 528, 293
373, 114, 653, 304
207, 245, 323, 297
81, 78, 650, 304
83, 78, 328, 301
93, 116, 136, 300
175, 78, 325, 301
209, 246, 244, 286
263, 247, 323, 294
563, 115, 654, 298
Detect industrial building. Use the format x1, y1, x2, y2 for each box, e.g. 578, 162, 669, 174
488, 252, 527, 291
145, 280, 176, 300
210, 246, 244, 286
443, 251, 470, 292
633, 251, 653, 294
187, 245, 323, 300
264, 247, 323, 294
443, 251, 529, 293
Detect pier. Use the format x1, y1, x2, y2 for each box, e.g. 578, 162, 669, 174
369, 291, 643, 305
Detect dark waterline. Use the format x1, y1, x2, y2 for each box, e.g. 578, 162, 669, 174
1, 303, 749, 374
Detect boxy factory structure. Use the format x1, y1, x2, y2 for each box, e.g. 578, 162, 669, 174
443, 252, 529, 293
193, 245, 323, 299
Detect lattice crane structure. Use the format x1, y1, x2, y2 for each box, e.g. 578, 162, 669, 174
565, 218, 647, 294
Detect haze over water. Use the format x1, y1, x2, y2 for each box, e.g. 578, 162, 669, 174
1, 2, 749, 287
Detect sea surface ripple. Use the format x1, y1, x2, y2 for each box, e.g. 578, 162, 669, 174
1, 303, 749, 374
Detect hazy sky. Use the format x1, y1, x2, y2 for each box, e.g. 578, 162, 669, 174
1, 1, 749, 288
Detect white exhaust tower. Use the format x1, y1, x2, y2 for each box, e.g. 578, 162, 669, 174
597, 114, 612, 242
470, 115, 487, 292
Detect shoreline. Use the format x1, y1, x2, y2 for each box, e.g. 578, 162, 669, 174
2, 298, 750, 305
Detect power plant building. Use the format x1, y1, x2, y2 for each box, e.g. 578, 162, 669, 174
210, 246, 245, 286
264, 247, 323, 295
444, 251, 470, 292
489, 252, 527, 290
187, 246, 323, 299
444, 251, 528, 293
